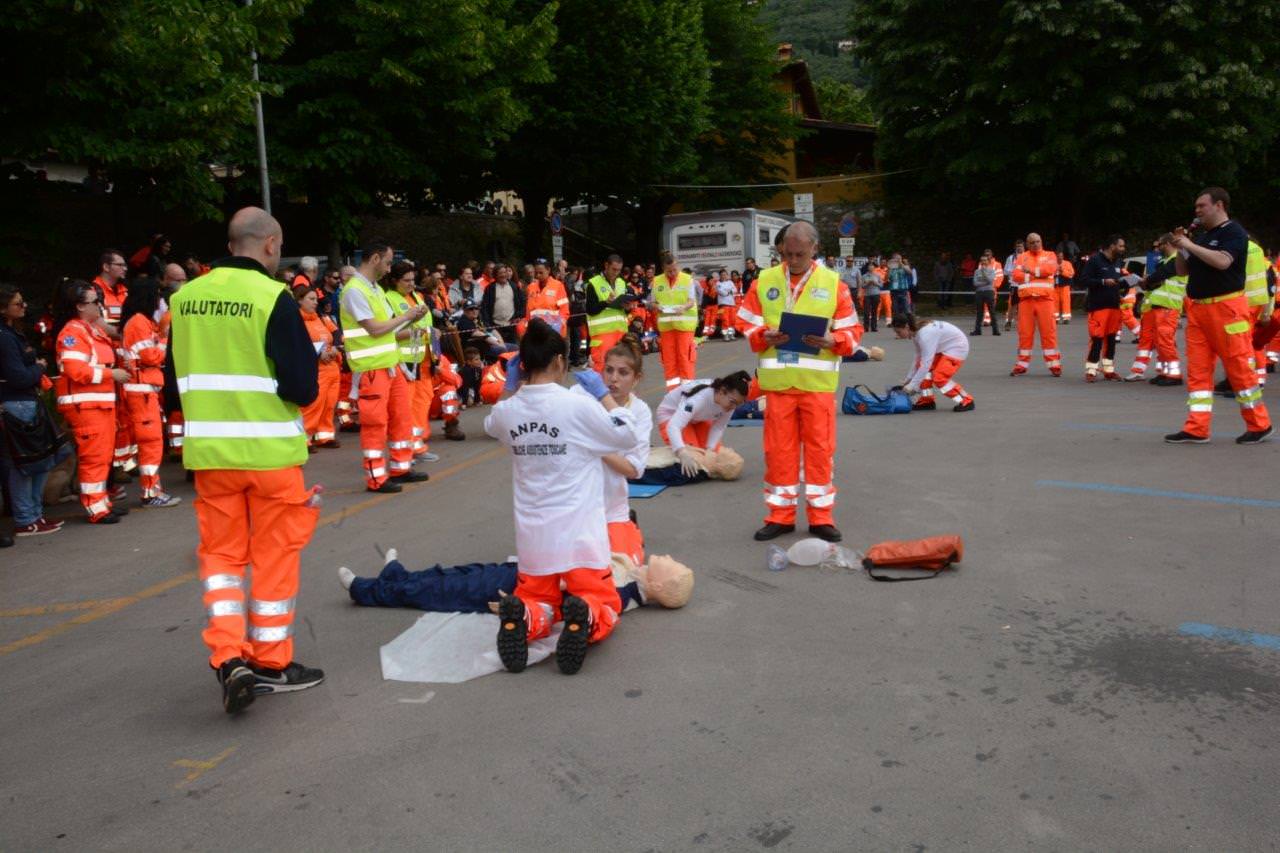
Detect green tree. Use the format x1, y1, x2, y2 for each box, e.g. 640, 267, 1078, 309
493, 0, 712, 258
812, 78, 873, 124
1, 0, 304, 217
853, 0, 1280, 235
259, 0, 556, 252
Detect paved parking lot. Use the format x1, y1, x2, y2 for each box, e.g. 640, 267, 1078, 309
3, 320, 1278, 851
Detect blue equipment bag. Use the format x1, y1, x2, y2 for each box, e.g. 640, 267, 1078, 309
842, 384, 912, 415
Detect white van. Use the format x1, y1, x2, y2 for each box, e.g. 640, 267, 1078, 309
661, 208, 796, 278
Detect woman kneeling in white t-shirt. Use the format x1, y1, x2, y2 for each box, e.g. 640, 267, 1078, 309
599, 339, 654, 567
483, 319, 638, 675
891, 314, 975, 412
655, 371, 750, 476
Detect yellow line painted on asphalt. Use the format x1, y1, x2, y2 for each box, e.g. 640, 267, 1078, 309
173, 745, 237, 787
0, 342, 752, 658
0, 572, 196, 657
0, 442, 510, 658
0, 598, 128, 618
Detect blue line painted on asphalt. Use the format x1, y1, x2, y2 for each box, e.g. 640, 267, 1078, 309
1061, 422, 1166, 433
1035, 480, 1280, 509
1179, 622, 1280, 652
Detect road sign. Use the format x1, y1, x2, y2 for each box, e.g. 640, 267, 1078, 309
839, 237, 856, 254
838, 213, 858, 237
549, 212, 563, 236
551, 235, 564, 263
793, 193, 814, 223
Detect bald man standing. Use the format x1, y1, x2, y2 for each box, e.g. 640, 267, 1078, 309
166, 206, 324, 714
1009, 232, 1063, 376
738, 221, 862, 542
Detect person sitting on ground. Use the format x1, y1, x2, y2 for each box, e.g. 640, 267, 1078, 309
655, 371, 751, 476
599, 338, 653, 566
892, 313, 975, 412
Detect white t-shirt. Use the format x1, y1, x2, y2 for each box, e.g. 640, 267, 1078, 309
715, 280, 737, 306
905, 320, 970, 387
603, 393, 653, 524
655, 379, 733, 451
339, 275, 382, 322
484, 383, 636, 575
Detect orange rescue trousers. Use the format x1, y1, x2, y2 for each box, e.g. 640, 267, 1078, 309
1129, 306, 1181, 378
301, 365, 340, 445
358, 367, 414, 489
762, 391, 836, 527
658, 330, 697, 390
608, 520, 645, 568
64, 406, 116, 520
195, 468, 319, 669
658, 418, 714, 451
124, 391, 166, 498
408, 370, 434, 456
512, 569, 622, 644
1181, 295, 1271, 438
917, 354, 972, 406
1014, 298, 1061, 373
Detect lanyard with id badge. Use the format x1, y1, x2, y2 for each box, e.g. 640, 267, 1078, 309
776, 263, 830, 362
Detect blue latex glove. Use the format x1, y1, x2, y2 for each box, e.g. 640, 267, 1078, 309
572, 369, 609, 400
503, 355, 523, 392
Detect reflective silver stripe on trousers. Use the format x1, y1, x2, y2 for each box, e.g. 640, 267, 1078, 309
203, 573, 243, 592
249, 624, 294, 642
207, 600, 246, 618
249, 597, 295, 616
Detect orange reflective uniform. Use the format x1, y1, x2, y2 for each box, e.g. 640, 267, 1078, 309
1010, 249, 1061, 374
94, 275, 136, 472
1057, 258, 1075, 321
429, 355, 462, 423
358, 366, 414, 488
55, 319, 119, 520
607, 520, 645, 569
1119, 286, 1141, 336
1183, 295, 1271, 438
122, 313, 168, 498
1128, 307, 1182, 379
741, 264, 861, 527
196, 468, 319, 669
480, 359, 507, 406
300, 309, 341, 445
525, 277, 570, 328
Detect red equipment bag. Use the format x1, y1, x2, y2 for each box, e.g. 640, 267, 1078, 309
861, 535, 963, 582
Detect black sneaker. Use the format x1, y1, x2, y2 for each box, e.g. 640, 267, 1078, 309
1236, 426, 1273, 445
496, 595, 529, 673
390, 470, 429, 484
250, 661, 325, 695
808, 524, 843, 542
1164, 431, 1209, 444
368, 480, 403, 494
556, 595, 591, 675
90, 513, 121, 525
753, 522, 795, 541
218, 658, 256, 714
1152, 376, 1182, 387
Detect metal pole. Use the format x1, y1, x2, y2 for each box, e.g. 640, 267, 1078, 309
247, 0, 271, 213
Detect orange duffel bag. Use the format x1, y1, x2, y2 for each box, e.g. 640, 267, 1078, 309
861, 535, 963, 581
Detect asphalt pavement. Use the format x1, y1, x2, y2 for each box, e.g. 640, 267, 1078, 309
3, 315, 1279, 851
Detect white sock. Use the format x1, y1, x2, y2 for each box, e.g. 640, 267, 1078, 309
338, 567, 355, 590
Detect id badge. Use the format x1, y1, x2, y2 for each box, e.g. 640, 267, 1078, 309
778, 350, 799, 365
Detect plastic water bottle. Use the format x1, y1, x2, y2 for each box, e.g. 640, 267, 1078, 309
786, 538, 830, 566
766, 545, 789, 572
819, 545, 862, 573
305, 485, 325, 509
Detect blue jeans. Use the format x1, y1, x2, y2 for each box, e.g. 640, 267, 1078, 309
1, 400, 59, 525
891, 291, 912, 318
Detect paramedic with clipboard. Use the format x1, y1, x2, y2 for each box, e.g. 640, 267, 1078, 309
736, 221, 862, 543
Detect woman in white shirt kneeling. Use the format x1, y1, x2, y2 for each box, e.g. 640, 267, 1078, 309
599, 339, 654, 567
892, 314, 975, 412
483, 319, 637, 675
655, 371, 750, 476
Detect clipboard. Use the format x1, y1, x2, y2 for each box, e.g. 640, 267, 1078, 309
776, 311, 830, 357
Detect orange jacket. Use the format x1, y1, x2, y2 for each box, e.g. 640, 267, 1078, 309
55, 318, 117, 410
480, 360, 506, 405
525, 277, 569, 325
94, 276, 129, 324
1058, 259, 1075, 282
301, 309, 341, 377
1010, 250, 1058, 299
122, 313, 166, 390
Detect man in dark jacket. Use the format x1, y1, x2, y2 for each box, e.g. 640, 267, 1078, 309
1080, 235, 1129, 381
480, 264, 525, 343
